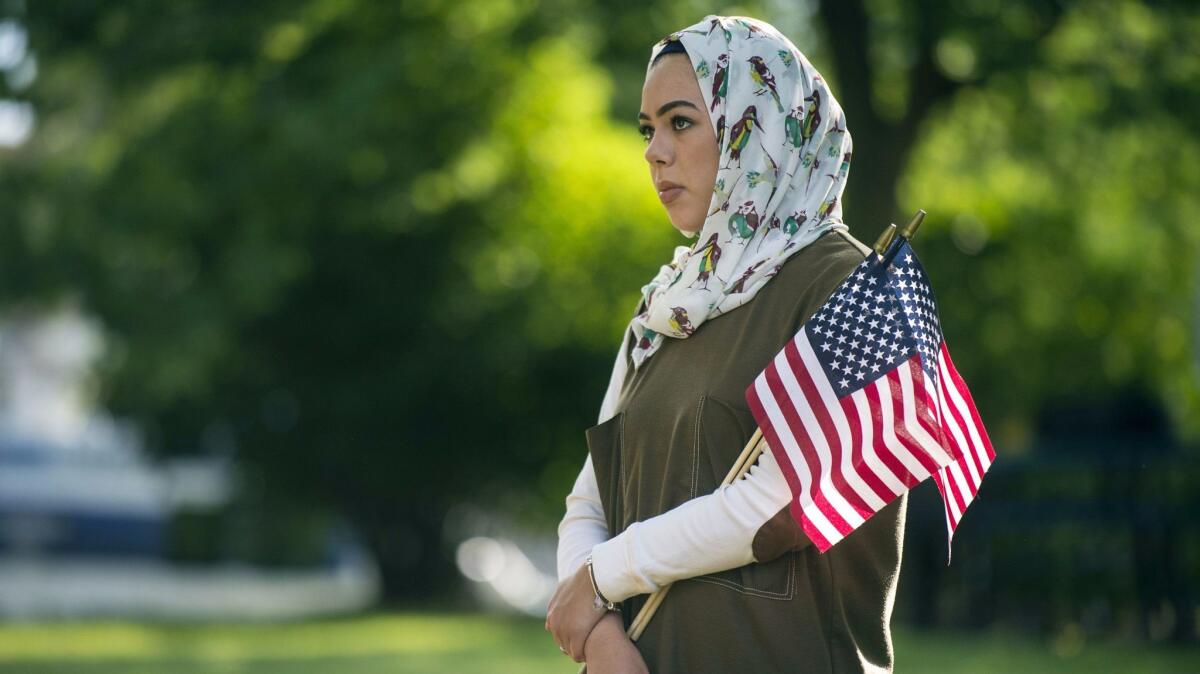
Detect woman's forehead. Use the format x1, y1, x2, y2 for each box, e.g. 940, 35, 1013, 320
641, 55, 701, 108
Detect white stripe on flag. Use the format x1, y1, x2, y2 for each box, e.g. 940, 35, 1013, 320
932, 388, 968, 523
795, 334, 888, 512
753, 373, 842, 545
774, 341, 865, 529
850, 389, 907, 496
938, 354, 989, 488
936, 396, 975, 513
897, 360, 955, 467
873, 377, 932, 483
933, 354, 981, 489
941, 351, 994, 475
919, 359, 942, 428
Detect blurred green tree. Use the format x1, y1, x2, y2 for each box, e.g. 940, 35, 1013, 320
0, 0, 1197, 603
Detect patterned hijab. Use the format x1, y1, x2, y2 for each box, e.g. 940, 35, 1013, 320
625, 14, 854, 374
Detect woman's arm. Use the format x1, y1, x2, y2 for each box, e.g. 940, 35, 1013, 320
555, 452, 611, 581
556, 323, 632, 581
550, 453, 622, 662
556, 316, 808, 604
589, 441, 808, 603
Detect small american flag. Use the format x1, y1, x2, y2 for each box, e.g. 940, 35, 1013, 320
744, 240, 995, 555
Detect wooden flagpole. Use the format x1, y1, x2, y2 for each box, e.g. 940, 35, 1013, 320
628, 428, 765, 640
578, 429, 766, 673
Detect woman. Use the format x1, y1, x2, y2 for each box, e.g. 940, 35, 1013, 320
546, 15, 906, 674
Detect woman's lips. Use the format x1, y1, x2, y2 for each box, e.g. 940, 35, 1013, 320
658, 186, 684, 204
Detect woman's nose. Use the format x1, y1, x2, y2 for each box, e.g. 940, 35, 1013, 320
644, 131, 672, 165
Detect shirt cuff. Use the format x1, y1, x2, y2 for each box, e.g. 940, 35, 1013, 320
589, 524, 660, 603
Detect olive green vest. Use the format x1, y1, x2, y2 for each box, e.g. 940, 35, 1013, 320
586, 229, 907, 673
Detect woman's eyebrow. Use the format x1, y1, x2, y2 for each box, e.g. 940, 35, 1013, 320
637, 99, 701, 121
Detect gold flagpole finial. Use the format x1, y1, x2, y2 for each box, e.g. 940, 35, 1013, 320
899, 209, 926, 241
872, 223, 897, 256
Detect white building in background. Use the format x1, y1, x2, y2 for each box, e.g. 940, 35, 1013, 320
0, 301, 380, 619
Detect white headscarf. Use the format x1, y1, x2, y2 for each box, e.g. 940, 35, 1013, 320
600, 15, 855, 422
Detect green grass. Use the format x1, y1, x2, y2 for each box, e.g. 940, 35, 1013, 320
0, 612, 1195, 673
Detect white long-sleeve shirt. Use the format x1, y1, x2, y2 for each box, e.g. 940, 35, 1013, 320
554, 327, 796, 604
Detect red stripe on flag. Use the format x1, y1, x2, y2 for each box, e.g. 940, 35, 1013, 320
784, 339, 875, 521
933, 341, 997, 538
937, 370, 979, 500
746, 375, 834, 551
746, 378, 803, 496
837, 393, 896, 504
941, 343, 995, 465
863, 378, 921, 489
932, 370, 971, 517
761, 348, 852, 541
907, 359, 948, 451
764, 354, 854, 538
938, 349, 987, 494
931, 366, 979, 482
885, 368, 940, 476
796, 336, 899, 510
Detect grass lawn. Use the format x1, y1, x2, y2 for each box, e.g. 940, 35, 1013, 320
0, 611, 1196, 673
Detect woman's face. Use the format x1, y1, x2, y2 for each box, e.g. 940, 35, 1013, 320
639, 53, 720, 237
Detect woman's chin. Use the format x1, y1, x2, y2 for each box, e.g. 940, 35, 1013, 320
670, 219, 700, 238
667, 211, 704, 238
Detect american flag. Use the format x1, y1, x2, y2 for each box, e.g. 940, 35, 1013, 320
744, 240, 995, 554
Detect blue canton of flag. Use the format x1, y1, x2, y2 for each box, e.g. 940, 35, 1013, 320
809, 247, 944, 398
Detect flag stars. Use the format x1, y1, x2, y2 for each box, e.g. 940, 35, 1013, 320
807, 247, 945, 398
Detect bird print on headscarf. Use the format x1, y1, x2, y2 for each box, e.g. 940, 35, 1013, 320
626, 14, 854, 371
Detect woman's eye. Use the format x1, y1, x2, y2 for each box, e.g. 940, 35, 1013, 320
640, 117, 693, 142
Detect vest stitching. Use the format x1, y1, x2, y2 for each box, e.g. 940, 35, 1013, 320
690, 395, 797, 600
690, 395, 705, 499
616, 412, 626, 533
688, 551, 796, 600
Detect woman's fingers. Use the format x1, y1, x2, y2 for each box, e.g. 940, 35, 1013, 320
546, 565, 607, 660
545, 579, 569, 654
569, 636, 585, 662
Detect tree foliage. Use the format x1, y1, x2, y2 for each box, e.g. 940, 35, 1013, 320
1, 0, 1197, 599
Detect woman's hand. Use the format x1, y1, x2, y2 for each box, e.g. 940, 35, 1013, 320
545, 563, 608, 662
584, 612, 649, 674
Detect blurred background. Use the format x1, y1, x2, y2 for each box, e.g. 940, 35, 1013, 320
0, 0, 1197, 671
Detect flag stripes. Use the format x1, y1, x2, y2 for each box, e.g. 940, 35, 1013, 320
930, 342, 995, 542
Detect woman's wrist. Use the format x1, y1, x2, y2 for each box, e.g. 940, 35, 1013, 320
584, 611, 627, 657
585, 553, 619, 611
